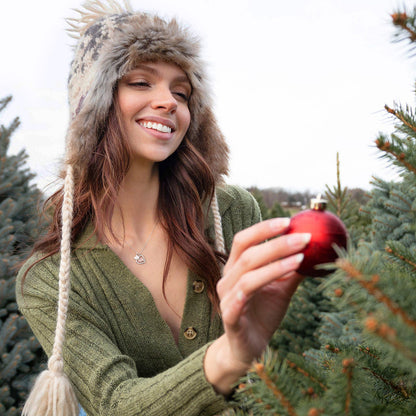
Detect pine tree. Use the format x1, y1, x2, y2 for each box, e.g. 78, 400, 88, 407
325, 152, 371, 247
249, 187, 271, 220
227, 7, 416, 416
269, 201, 291, 219
0, 96, 45, 415
249, 188, 291, 220
269, 276, 334, 361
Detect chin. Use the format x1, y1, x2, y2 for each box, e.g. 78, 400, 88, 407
128, 141, 182, 165
131, 150, 176, 165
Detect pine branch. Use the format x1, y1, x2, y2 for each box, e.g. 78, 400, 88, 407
385, 245, 416, 271
390, 191, 412, 209
253, 363, 298, 416
365, 317, 416, 364
358, 346, 379, 360
325, 152, 352, 221
372, 216, 396, 230
361, 366, 410, 399
336, 259, 416, 332
342, 358, 355, 415
385, 201, 410, 213
358, 207, 371, 216
0, 96, 12, 113
392, 12, 416, 42
306, 408, 323, 416
286, 359, 327, 391
384, 104, 416, 135
235, 382, 266, 412
375, 136, 416, 176
325, 344, 341, 354
358, 347, 411, 398
325, 153, 345, 217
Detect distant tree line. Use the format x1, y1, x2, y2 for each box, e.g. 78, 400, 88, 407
247, 186, 368, 212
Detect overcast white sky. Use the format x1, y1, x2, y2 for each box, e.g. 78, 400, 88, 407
1, 0, 416, 195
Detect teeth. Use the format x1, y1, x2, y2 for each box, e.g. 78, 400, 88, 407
140, 121, 172, 133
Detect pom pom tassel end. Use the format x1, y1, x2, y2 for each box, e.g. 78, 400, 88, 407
22, 366, 79, 416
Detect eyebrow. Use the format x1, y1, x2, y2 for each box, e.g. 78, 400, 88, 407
130, 63, 191, 84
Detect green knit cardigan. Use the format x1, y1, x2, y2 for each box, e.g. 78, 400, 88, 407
16, 185, 261, 416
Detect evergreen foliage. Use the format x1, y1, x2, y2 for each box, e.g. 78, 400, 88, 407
325, 153, 371, 246
0, 96, 45, 415
269, 201, 291, 219
249, 188, 270, 220
269, 277, 334, 360
228, 7, 416, 415
249, 188, 291, 220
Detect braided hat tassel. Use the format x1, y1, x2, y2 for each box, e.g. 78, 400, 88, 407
211, 190, 225, 255
22, 165, 78, 416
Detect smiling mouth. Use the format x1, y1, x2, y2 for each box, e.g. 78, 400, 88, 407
139, 121, 173, 133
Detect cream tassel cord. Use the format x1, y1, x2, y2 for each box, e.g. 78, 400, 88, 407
212, 190, 225, 255
22, 164, 79, 416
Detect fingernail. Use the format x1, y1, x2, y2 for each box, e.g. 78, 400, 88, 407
282, 252, 304, 268
270, 217, 290, 230
302, 233, 312, 244
236, 290, 245, 302
287, 233, 311, 247
295, 253, 304, 263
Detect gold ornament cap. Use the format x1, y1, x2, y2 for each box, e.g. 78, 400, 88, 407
310, 194, 327, 211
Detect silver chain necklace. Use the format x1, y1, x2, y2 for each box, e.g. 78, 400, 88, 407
134, 221, 158, 265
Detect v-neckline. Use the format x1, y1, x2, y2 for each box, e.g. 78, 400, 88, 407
104, 245, 190, 352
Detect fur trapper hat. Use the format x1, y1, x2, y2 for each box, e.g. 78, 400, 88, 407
22, 1, 227, 415
66, 0, 229, 180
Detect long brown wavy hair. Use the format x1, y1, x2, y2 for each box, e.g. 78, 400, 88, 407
29, 92, 226, 310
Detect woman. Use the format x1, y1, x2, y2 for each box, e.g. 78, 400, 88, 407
16, 1, 311, 415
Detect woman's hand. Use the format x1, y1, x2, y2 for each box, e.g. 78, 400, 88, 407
204, 218, 311, 395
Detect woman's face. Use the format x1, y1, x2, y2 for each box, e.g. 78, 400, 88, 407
117, 61, 192, 167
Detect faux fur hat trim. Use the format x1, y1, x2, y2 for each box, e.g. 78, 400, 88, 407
65, 0, 229, 182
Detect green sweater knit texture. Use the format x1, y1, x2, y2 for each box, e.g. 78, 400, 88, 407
16, 185, 261, 416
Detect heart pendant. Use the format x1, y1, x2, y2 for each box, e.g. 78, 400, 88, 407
134, 253, 146, 265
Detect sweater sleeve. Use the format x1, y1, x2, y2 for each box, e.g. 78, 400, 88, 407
16, 258, 229, 416
217, 185, 262, 252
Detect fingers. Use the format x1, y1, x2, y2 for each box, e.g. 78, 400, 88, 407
220, 254, 304, 326
234, 252, 305, 300
218, 231, 311, 297
225, 218, 291, 268
217, 217, 312, 331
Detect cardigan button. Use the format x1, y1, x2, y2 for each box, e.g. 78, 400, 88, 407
184, 327, 197, 340
192, 280, 205, 294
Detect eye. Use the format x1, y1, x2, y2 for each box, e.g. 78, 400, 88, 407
128, 81, 151, 88
173, 91, 189, 102
172, 84, 191, 102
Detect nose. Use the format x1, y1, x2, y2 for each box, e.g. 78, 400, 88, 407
151, 85, 177, 113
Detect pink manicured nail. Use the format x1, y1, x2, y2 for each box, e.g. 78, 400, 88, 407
294, 253, 304, 263
282, 253, 304, 268
287, 233, 311, 247
270, 217, 290, 230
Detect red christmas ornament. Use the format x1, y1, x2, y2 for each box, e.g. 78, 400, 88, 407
284, 195, 348, 277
